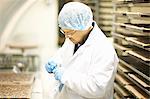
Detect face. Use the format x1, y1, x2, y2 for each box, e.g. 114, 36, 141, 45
60, 29, 88, 44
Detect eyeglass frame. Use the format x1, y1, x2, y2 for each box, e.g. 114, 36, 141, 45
59, 28, 77, 37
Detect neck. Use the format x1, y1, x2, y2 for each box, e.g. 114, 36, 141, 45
80, 26, 93, 45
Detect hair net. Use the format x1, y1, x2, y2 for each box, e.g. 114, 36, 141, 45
58, 2, 93, 30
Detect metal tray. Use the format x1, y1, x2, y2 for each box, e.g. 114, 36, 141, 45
128, 73, 150, 88
116, 27, 149, 36
124, 85, 149, 98
126, 50, 150, 63
119, 56, 150, 81
114, 82, 133, 98
114, 22, 150, 33
114, 43, 131, 52
117, 63, 150, 96
115, 72, 133, 86
126, 37, 150, 51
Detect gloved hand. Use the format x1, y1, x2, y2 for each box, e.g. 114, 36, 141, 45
46, 62, 64, 92
53, 68, 64, 92
53, 68, 63, 82
45, 60, 57, 73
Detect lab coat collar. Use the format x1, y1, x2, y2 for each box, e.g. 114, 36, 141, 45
81, 21, 100, 47
70, 21, 101, 57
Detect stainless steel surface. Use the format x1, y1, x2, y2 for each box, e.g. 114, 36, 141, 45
0, 53, 39, 72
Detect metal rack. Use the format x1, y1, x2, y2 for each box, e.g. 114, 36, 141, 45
0, 53, 40, 72
112, 0, 150, 98
98, 0, 113, 37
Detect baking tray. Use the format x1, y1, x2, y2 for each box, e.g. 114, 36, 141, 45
112, 32, 127, 39
113, 33, 132, 48
115, 72, 133, 86
128, 73, 150, 88
114, 92, 122, 99
116, 62, 150, 96
114, 23, 150, 33
126, 49, 150, 63
128, 23, 150, 28
114, 82, 134, 98
117, 64, 150, 95
127, 12, 150, 17
114, 11, 148, 21
118, 63, 133, 73
112, 0, 134, 4
132, 0, 150, 3
114, 2, 150, 7
124, 85, 149, 98
116, 26, 149, 36
124, 73, 150, 95
130, 18, 150, 24
126, 37, 150, 48
114, 43, 132, 52
126, 37, 150, 51
125, 23, 150, 33
119, 56, 150, 81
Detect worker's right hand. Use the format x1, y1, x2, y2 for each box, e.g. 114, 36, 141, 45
45, 60, 57, 73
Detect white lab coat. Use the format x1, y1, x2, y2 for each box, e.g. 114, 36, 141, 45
50, 22, 119, 99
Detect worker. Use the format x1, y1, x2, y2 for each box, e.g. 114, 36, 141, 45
45, 2, 119, 99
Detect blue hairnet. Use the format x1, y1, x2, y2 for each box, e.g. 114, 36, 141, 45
58, 2, 93, 30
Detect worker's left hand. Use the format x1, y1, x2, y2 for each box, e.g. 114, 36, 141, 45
53, 68, 63, 82
45, 60, 57, 73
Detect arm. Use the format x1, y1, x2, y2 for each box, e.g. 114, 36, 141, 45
49, 38, 74, 65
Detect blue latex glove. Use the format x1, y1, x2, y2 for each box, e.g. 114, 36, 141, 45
53, 68, 64, 92
53, 68, 63, 81
45, 60, 57, 73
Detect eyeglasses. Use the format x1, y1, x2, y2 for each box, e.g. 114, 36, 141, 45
60, 29, 76, 37
60, 29, 65, 34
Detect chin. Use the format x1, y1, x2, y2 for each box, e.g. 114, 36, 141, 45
70, 39, 78, 44
72, 41, 78, 44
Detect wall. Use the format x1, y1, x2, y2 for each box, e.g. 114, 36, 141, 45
9, 0, 58, 54
1, 0, 58, 98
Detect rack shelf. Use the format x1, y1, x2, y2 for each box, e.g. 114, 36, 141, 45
113, 0, 150, 98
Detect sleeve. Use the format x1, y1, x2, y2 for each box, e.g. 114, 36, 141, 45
51, 38, 75, 66
51, 38, 68, 65
61, 48, 118, 98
